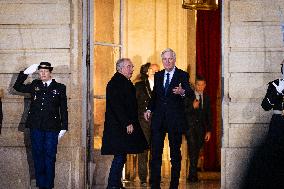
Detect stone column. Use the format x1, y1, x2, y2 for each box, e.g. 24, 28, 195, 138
222, 0, 284, 188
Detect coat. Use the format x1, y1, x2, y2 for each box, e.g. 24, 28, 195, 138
135, 79, 152, 144
101, 72, 148, 155
13, 71, 68, 131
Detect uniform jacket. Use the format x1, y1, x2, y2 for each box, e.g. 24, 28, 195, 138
13, 71, 68, 131
261, 79, 284, 111
147, 67, 194, 132
184, 93, 212, 132
101, 72, 148, 155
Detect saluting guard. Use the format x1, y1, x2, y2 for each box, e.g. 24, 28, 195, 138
13, 62, 68, 189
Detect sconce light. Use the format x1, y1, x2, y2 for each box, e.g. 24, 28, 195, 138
182, 0, 218, 10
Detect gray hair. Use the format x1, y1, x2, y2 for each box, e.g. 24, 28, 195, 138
116, 58, 130, 72
161, 48, 176, 60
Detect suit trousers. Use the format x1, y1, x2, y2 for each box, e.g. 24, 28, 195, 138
150, 127, 182, 189
30, 128, 59, 189
185, 125, 205, 178
107, 154, 127, 188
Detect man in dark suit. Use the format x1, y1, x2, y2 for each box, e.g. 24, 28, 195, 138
184, 75, 211, 182
13, 62, 68, 189
144, 48, 194, 189
101, 58, 148, 189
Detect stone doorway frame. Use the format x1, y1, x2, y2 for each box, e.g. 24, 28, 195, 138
82, 0, 94, 188
82, 0, 125, 187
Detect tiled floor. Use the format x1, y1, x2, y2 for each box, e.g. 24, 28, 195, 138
94, 172, 221, 189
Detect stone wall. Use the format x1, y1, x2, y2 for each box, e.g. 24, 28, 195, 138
0, 0, 84, 188
222, 0, 284, 188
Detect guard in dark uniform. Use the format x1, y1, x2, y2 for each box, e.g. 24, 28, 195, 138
13, 62, 68, 189
242, 63, 284, 189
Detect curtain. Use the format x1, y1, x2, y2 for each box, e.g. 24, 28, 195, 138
196, 2, 221, 171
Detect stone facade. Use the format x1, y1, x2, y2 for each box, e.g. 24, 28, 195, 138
222, 0, 284, 188
3, 0, 281, 188
0, 0, 84, 188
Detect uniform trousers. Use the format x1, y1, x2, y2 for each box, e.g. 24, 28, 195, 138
30, 128, 59, 189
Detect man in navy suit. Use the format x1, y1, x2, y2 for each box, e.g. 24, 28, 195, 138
144, 48, 194, 189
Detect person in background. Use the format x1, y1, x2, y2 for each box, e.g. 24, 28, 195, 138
144, 48, 194, 189
101, 58, 148, 189
13, 62, 68, 189
184, 75, 211, 183
135, 62, 160, 186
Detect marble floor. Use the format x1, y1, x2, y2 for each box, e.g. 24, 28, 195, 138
94, 172, 221, 189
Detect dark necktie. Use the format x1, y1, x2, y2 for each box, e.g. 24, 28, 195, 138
199, 94, 203, 109
164, 73, 170, 95
44, 83, 47, 88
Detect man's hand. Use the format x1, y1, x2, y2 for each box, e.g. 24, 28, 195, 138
144, 110, 151, 122
126, 124, 134, 134
204, 132, 211, 142
23, 64, 39, 75
58, 130, 67, 140
193, 99, 200, 109
272, 79, 284, 94
173, 83, 185, 96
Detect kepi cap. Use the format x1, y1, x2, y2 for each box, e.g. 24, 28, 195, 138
38, 62, 53, 71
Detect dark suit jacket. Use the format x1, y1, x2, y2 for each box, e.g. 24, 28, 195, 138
148, 67, 193, 132
101, 72, 148, 155
184, 93, 212, 132
13, 71, 68, 131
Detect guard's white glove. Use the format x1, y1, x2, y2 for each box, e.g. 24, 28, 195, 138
23, 64, 38, 75
58, 130, 67, 140
272, 79, 284, 94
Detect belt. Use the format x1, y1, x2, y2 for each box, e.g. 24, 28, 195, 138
273, 110, 283, 115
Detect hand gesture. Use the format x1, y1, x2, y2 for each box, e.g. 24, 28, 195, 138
173, 83, 185, 95
144, 110, 151, 122
204, 132, 211, 142
272, 79, 284, 94
58, 130, 67, 140
126, 124, 134, 134
193, 99, 200, 109
23, 64, 38, 75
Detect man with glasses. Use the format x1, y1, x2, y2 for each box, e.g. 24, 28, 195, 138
101, 58, 148, 189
